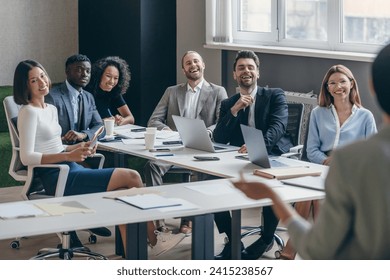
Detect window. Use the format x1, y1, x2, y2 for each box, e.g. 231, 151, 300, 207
206, 0, 390, 57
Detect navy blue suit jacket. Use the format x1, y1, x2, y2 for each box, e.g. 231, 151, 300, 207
45, 82, 103, 142
213, 86, 293, 155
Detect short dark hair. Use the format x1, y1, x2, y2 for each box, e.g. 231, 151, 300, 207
13, 60, 51, 105
372, 44, 390, 115
65, 54, 91, 69
86, 56, 131, 96
233, 50, 260, 70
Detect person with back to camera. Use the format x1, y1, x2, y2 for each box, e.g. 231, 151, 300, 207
145, 50, 228, 236
85, 56, 135, 126
213, 50, 293, 260
232, 43, 390, 259
280, 64, 378, 260
14, 59, 182, 258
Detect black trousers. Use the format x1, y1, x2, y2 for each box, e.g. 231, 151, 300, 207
214, 206, 279, 244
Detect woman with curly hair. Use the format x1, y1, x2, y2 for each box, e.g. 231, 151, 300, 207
86, 56, 135, 125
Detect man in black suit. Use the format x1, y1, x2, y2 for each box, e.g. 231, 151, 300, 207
213, 50, 293, 260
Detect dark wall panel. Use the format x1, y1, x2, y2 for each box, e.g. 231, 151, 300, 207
79, 0, 176, 126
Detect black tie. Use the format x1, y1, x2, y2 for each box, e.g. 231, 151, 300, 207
240, 107, 249, 125
77, 94, 83, 131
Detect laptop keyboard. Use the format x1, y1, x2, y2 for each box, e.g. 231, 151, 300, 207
269, 159, 288, 167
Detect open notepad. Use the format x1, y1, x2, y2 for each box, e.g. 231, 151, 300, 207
115, 194, 183, 210
253, 166, 322, 180
0, 203, 48, 219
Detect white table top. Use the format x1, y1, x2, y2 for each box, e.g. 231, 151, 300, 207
0, 178, 324, 241
97, 138, 328, 179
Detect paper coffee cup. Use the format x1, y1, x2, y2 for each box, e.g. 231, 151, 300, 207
144, 132, 156, 149
104, 119, 115, 136
146, 127, 157, 134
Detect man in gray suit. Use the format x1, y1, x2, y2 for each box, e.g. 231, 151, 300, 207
45, 54, 103, 144
145, 51, 228, 233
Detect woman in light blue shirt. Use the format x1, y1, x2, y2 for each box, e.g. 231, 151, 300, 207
281, 64, 377, 260
307, 64, 377, 165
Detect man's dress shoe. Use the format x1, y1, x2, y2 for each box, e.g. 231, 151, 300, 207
241, 238, 273, 260
214, 241, 244, 260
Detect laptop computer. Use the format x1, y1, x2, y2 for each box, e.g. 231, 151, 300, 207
240, 124, 288, 168
172, 115, 239, 153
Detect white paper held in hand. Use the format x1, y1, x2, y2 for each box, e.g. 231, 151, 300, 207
90, 126, 105, 149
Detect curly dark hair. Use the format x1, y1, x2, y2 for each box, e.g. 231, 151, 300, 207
86, 56, 131, 96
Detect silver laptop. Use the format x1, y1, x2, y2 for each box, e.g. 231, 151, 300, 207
240, 124, 288, 168
172, 115, 239, 153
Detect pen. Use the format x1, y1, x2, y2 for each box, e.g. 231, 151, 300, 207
16, 215, 36, 219
155, 154, 174, 157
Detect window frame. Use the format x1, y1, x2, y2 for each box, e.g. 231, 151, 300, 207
205, 0, 385, 61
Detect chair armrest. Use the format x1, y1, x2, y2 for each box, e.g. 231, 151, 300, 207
91, 153, 105, 169
281, 145, 303, 159
22, 164, 70, 200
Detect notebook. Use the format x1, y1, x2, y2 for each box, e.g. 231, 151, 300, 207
172, 115, 239, 153
253, 167, 322, 180
281, 176, 325, 191
116, 194, 182, 210
240, 124, 288, 168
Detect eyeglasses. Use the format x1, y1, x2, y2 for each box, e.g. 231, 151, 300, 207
327, 80, 350, 88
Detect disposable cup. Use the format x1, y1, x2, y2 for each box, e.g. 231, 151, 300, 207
144, 132, 156, 149
104, 119, 115, 136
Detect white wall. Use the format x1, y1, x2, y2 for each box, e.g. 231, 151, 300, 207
0, 0, 78, 85
176, 0, 222, 85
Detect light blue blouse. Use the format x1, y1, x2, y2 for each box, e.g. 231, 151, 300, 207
306, 104, 377, 164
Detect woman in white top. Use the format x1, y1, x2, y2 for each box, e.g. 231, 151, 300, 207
13, 60, 157, 256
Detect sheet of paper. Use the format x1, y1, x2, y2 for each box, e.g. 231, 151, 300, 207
121, 139, 144, 145
103, 188, 161, 199
0, 203, 48, 219
157, 198, 199, 212
116, 194, 182, 210
185, 182, 239, 196
35, 201, 95, 216
155, 130, 180, 139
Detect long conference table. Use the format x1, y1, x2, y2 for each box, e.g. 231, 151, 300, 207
0, 125, 327, 260
95, 124, 327, 259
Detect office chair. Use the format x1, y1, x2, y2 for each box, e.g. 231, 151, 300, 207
3, 96, 107, 259
240, 102, 305, 258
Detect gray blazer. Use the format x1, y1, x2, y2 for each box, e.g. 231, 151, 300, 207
288, 125, 390, 259
147, 80, 227, 131
45, 82, 103, 141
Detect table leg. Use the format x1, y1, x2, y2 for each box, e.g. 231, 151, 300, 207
125, 222, 148, 260
231, 209, 242, 259
192, 214, 214, 260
